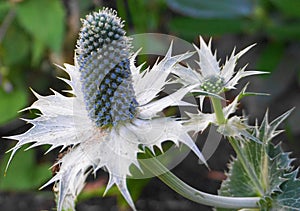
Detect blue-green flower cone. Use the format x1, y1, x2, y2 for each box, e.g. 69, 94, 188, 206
76, 8, 138, 127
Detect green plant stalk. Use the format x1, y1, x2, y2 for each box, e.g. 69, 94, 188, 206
210, 97, 226, 124
140, 150, 260, 209
228, 137, 264, 195
210, 97, 264, 195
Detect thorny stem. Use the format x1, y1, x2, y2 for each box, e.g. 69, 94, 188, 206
141, 149, 260, 209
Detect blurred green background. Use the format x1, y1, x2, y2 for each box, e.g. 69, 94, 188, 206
0, 0, 299, 210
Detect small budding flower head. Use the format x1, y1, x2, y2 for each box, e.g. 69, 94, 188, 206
201, 75, 224, 94
76, 8, 137, 127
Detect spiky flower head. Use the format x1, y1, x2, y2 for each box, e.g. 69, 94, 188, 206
5, 8, 206, 211
76, 8, 137, 127
172, 36, 267, 109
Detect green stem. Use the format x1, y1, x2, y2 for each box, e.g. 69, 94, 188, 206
140, 150, 260, 209
228, 137, 264, 195
210, 97, 264, 195
210, 97, 226, 124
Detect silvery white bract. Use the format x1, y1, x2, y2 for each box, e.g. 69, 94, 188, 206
183, 85, 260, 143
172, 36, 267, 109
5, 8, 206, 211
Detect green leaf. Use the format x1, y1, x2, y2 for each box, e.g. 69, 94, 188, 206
1, 26, 30, 66
271, 0, 300, 18
166, 0, 256, 19
256, 42, 284, 73
169, 18, 250, 39
0, 147, 51, 190
218, 109, 299, 210
31, 38, 46, 66
257, 109, 294, 144
0, 1, 10, 20
125, 0, 161, 32
16, 0, 65, 53
0, 86, 27, 125
266, 22, 300, 41
218, 139, 265, 198
273, 170, 300, 210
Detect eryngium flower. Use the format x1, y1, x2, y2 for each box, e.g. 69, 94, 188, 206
172, 37, 267, 109
6, 8, 205, 211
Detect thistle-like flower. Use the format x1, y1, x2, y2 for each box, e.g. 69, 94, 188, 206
171, 37, 265, 142
5, 8, 206, 211
172, 37, 267, 109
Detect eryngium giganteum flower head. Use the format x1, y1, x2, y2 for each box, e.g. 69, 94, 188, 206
6, 8, 206, 211
172, 37, 267, 109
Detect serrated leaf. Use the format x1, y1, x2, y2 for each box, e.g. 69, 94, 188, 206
221, 154, 259, 197
265, 143, 292, 194
218, 140, 265, 198
257, 109, 294, 144
273, 170, 300, 210
217, 109, 298, 210
16, 0, 65, 53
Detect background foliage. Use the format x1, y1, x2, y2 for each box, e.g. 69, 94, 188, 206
0, 0, 299, 210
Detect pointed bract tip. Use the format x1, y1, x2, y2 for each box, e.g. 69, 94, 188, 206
29, 88, 42, 99
166, 41, 174, 58
53, 63, 65, 70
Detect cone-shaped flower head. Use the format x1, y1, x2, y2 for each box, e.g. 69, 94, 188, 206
76, 8, 137, 127
5, 8, 206, 211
